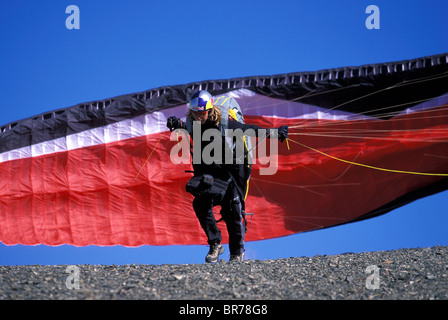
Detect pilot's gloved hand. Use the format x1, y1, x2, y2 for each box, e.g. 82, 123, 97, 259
167, 116, 182, 131
277, 126, 289, 143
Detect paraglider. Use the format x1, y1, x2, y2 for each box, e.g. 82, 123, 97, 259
0, 53, 447, 247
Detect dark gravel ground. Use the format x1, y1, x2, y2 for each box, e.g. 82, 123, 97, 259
0, 246, 446, 301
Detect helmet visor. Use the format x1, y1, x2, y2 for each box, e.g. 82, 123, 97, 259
189, 96, 213, 112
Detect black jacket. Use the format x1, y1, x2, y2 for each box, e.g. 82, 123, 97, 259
189, 117, 271, 199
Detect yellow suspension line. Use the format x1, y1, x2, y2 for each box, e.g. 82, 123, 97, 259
135, 135, 164, 180
286, 137, 448, 177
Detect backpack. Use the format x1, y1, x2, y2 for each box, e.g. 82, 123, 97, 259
215, 94, 253, 163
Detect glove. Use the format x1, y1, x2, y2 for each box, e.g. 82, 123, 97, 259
167, 116, 182, 131
277, 125, 289, 143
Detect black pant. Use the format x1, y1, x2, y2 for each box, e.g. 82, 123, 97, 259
193, 182, 245, 255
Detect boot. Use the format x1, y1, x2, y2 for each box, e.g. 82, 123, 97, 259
205, 243, 224, 263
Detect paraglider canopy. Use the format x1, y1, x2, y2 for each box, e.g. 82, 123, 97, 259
0, 53, 447, 246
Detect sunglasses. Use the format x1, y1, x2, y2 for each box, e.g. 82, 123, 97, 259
192, 110, 208, 116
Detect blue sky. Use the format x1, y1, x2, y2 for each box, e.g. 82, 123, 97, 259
0, 0, 447, 265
